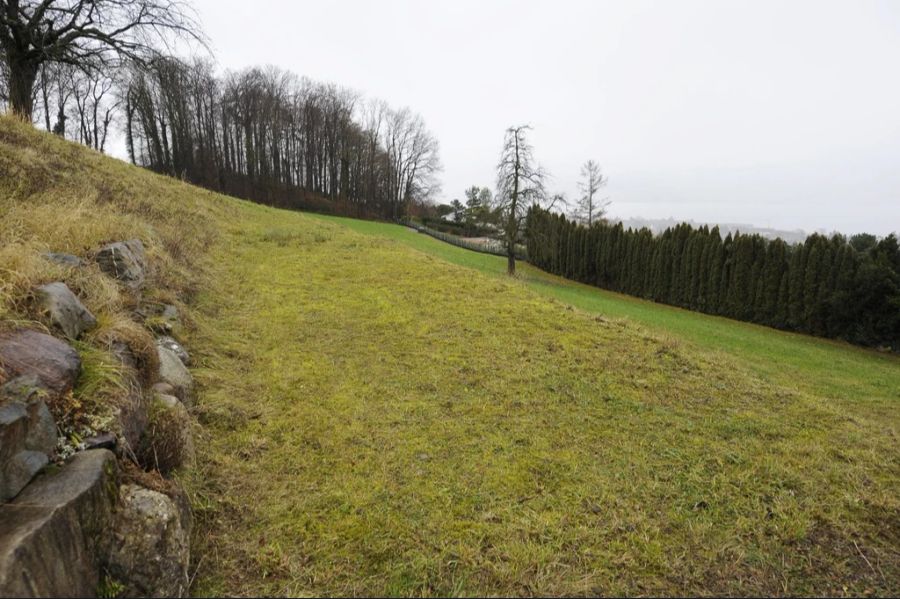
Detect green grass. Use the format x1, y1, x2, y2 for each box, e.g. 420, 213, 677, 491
2, 117, 896, 596
314, 214, 900, 410
186, 209, 899, 596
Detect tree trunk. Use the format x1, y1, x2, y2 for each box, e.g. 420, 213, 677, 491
39, 69, 51, 131
125, 95, 136, 163
507, 133, 520, 276
8, 59, 39, 120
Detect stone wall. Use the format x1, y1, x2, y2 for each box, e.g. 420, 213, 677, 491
0, 240, 197, 597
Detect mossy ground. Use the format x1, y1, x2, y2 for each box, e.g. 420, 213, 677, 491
1, 117, 897, 596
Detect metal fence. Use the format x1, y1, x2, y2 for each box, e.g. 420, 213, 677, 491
404, 221, 528, 261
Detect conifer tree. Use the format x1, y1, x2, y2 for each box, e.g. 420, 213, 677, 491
787, 245, 806, 327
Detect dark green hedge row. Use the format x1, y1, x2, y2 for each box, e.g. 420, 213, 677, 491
526, 208, 900, 349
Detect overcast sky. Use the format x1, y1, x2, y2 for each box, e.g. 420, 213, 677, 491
187, 0, 899, 236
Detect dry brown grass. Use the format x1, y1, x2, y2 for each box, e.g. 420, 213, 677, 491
0, 114, 240, 456
138, 397, 194, 475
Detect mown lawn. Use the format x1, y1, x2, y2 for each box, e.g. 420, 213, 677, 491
188, 207, 899, 596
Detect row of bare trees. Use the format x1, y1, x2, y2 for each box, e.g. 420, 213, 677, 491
28, 62, 119, 150
120, 58, 441, 218
2, 1, 441, 220
2, 56, 443, 219
1, 0, 202, 119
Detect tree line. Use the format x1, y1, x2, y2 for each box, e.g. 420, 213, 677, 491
122, 58, 441, 218
2, 1, 440, 220
526, 208, 900, 349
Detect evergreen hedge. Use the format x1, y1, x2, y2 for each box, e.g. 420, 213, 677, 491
526, 208, 900, 349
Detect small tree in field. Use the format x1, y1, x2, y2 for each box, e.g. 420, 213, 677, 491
450, 199, 465, 223
575, 159, 609, 226
496, 125, 547, 275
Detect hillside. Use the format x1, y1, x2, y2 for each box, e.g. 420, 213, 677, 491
1, 118, 898, 596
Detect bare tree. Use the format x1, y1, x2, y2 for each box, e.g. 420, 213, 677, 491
384, 106, 441, 220
123, 60, 440, 220
575, 159, 609, 226
496, 125, 548, 275
30, 61, 76, 135
0, 56, 7, 102
70, 68, 117, 150
0, 0, 204, 119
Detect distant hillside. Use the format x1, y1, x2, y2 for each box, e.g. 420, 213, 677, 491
614, 216, 810, 243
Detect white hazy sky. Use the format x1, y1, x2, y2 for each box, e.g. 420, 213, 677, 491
187, 0, 900, 236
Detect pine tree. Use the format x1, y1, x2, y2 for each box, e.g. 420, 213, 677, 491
802, 239, 823, 333
787, 244, 806, 328
761, 239, 787, 325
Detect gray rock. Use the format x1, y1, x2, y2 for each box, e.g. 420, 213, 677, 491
152, 382, 175, 396
24, 402, 56, 458
0, 402, 28, 459
156, 346, 193, 406
82, 432, 117, 451
0, 376, 59, 500
2, 451, 48, 501
0, 401, 30, 501
161, 304, 179, 326
0, 449, 118, 597
42, 252, 84, 268
95, 239, 146, 289
0, 330, 81, 398
106, 484, 189, 598
146, 304, 180, 333
154, 393, 180, 410
1, 376, 58, 456
157, 335, 190, 366
34, 281, 97, 339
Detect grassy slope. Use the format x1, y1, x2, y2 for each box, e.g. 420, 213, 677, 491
315, 215, 900, 411
1, 118, 897, 596
188, 211, 898, 596
0, 116, 240, 436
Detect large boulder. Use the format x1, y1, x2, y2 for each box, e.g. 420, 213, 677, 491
1, 451, 48, 502
95, 239, 146, 289
0, 377, 58, 500
157, 336, 190, 366
1, 376, 57, 455
156, 345, 193, 406
0, 330, 80, 399
34, 282, 97, 339
105, 484, 190, 598
0, 449, 118, 597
